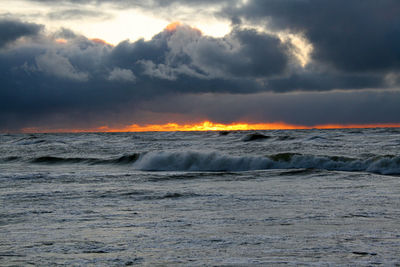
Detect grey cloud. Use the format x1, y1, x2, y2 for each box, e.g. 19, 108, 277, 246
25, 0, 235, 23
23, 0, 400, 75
0, 19, 43, 48
140, 60, 178, 80
265, 71, 385, 92
36, 51, 89, 81
49, 28, 78, 40
47, 9, 113, 21
224, 0, 400, 72
187, 28, 290, 78
138, 90, 400, 126
109, 36, 168, 69
0, 26, 262, 130
0, 19, 397, 131
29, 0, 233, 8
125, 25, 291, 80
108, 67, 136, 82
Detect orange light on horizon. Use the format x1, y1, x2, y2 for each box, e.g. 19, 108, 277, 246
114, 121, 306, 132
19, 121, 400, 133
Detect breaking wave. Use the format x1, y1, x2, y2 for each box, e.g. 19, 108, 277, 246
133, 151, 269, 172
6, 151, 399, 175
132, 151, 400, 175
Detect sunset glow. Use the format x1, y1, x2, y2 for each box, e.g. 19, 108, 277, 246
165, 22, 182, 32
1, 0, 400, 132
3, 2, 400, 264
21, 121, 400, 133
90, 38, 114, 47
55, 38, 67, 44
165, 21, 202, 35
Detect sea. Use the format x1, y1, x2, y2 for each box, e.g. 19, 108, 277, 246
1, 128, 399, 266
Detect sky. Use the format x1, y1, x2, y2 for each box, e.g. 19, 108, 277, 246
1, 0, 400, 132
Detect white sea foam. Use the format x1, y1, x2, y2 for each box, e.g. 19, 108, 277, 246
133, 151, 271, 172
133, 150, 400, 174
2, 130, 400, 266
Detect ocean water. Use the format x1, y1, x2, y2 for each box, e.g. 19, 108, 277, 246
1, 129, 400, 266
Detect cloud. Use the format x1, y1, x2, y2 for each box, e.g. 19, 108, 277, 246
265, 71, 384, 92
0, 14, 399, 131
135, 90, 400, 126
22, 0, 235, 26
20, 0, 400, 74
4, 89, 400, 131
108, 67, 136, 82
0, 18, 43, 48
27, 0, 233, 9
36, 51, 89, 81
123, 24, 291, 80
47, 9, 113, 21
105, 23, 293, 83
224, 0, 400, 72
187, 27, 290, 78
140, 60, 177, 80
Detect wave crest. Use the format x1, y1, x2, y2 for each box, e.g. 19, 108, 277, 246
133, 151, 400, 174
8, 150, 400, 175
133, 151, 270, 172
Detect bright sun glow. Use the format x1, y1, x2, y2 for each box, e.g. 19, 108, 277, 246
21, 121, 400, 133
78, 10, 169, 44
165, 21, 182, 32
279, 33, 313, 67
0, 0, 231, 45
192, 21, 230, 37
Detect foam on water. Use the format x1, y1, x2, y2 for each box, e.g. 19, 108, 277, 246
1, 129, 400, 266
3, 148, 399, 175
133, 151, 400, 174
133, 151, 269, 172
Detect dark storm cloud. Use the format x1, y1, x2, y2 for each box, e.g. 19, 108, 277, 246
265, 71, 384, 92
108, 24, 290, 80
0, 24, 290, 130
23, 0, 400, 74
192, 28, 289, 78
0, 9, 399, 131
138, 90, 400, 126
23, 0, 400, 73
224, 0, 400, 72
0, 19, 43, 48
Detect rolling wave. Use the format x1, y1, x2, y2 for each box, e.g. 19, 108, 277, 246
242, 133, 271, 141
132, 151, 400, 175
4, 151, 400, 175
30, 154, 140, 165
133, 151, 269, 172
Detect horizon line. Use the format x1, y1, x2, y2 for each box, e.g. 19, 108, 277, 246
11, 121, 400, 134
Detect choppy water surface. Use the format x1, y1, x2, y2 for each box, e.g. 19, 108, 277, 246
1, 129, 400, 265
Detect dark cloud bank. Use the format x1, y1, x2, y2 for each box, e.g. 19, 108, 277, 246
0, 19, 43, 48
1, 0, 400, 131
225, 0, 400, 72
